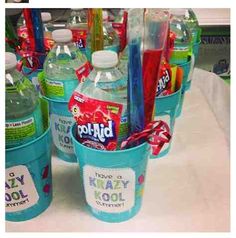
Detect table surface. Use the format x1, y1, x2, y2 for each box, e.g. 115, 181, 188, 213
6, 69, 230, 232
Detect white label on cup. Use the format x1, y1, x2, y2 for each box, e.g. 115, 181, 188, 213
83, 165, 135, 213
50, 114, 75, 154
154, 114, 171, 153
5, 165, 39, 213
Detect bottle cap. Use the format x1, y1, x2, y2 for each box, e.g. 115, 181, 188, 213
52, 29, 72, 43
5, 52, 17, 70
92, 50, 118, 68
41, 12, 52, 22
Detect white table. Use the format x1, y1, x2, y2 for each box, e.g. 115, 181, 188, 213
6, 69, 230, 232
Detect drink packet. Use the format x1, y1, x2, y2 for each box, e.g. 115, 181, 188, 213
156, 60, 172, 97
69, 91, 123, 150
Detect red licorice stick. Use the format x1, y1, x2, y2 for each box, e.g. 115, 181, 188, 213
23, 9, 35, 51
142, 49, 163, 126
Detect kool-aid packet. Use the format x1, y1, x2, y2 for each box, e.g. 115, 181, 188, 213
156, 60, 172, 97
69, 91, 123, 150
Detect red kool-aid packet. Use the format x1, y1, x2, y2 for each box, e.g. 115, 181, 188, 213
68, 92, 123, 150
156, 60, 172, 97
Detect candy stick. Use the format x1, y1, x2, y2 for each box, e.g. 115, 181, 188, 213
175, 66, 183, 91
31, 9, 45, 53
142, 49, 162, 126
90, 8, 103, 53
31, 9, 46, 68
143, 9, 170, 126
23, 9, 35, 51
128, 39, 145, 136
127, 9, 145, 136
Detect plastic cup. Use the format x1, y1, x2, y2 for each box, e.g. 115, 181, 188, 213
71, 124, 150, 223
193, 41, 201, 62
5, 126, 53, 222
150, 86, 182, 159
175, 59, 192, 117
44, 96, 77, 163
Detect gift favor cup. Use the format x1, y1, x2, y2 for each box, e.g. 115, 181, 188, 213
71, 124, 150, 223
45, 97, 77, 163
175, 58, 192, 117
5, 126, 52, 222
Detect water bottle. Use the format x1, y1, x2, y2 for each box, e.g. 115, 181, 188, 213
71, 50, 128, 149
41, 12, 55, 51
41, 12, 54, 39
102, 10, 120, 52
5, 52, 44, 148
66, 8, 88, 51
183, 9, 201, 44
170, 8, 191, 64
43, 29, 90, 101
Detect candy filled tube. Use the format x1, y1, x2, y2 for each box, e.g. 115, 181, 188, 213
90, 9, 104, 53
128, 39, 145, 135
127, 9, 145, 136
23, 9, 45, 69
23, 9, 35, 51
143, 9, 170, 126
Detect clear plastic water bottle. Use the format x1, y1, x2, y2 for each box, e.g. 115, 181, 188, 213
43, 29, 89, 101
41, 12, 55, 51
5, 52, 44, 148
170, 8, 191, 64
74, 50, 128, 147
102, 10, 120, 52
41, 12, 54, 40
66, 8, 88, 51
183, 9, 200, 44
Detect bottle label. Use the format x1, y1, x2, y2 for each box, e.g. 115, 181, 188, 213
118, 115, 128, 144
68, 92, 123, 150
75, 61, 93, 83
5, 165, 39, 213
50, 114, 75, 154
83, 165, 135, 213
71, 29, 87, 49
156, 60, 172, 97
6, 117, 36, 146
45, 80, 65, 97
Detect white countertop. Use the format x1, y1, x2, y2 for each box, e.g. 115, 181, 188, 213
6, 69, 230, 232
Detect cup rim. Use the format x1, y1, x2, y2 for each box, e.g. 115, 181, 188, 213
71, 124, 149, 155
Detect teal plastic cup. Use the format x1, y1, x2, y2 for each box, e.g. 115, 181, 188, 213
193, 41, 201, 62
185, 42, 201, 91
5, 126, 52, 222
176, 59, 192, 117
45, 96, 77, 163
150, 87, 181, 159
71, 124, 150, 223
